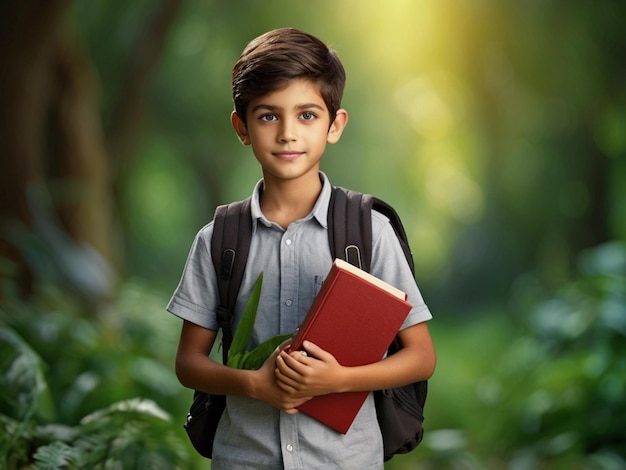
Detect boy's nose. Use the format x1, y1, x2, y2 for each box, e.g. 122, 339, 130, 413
278, 120, 297, 142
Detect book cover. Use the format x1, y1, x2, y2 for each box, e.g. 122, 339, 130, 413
289, 258, 412, 434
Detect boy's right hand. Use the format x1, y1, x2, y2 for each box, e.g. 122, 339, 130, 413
252, 344, 312, 414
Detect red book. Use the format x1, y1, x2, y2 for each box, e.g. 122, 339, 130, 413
289, 258, 412, 434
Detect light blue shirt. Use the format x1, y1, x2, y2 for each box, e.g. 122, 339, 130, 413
167, 173, 432, 469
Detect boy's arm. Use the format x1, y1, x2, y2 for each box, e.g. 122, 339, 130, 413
175, 320, 311, 413
275, 321, 435, 398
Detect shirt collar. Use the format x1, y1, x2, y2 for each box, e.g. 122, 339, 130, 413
250, 172, 331, 232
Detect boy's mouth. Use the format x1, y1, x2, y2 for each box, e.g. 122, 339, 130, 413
273, 151, 304, 161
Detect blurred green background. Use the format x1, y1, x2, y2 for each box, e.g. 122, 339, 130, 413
1, 1, 625, 468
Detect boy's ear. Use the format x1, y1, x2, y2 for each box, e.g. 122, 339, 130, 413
231, 111, 251, 145
327, 109, 348, 144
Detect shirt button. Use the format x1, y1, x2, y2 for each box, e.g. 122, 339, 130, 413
285, 299, 293, 307
285, 239, 292, 246
286, 444, 293, 452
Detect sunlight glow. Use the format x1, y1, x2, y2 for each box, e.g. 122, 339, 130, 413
395, 77, 455, 140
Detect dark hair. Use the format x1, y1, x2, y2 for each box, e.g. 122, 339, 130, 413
232, 28, 346, 126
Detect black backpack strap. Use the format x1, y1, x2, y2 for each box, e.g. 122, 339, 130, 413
328, 186, 414, 276
210, 197, 253, 362
328, 187, 373, 271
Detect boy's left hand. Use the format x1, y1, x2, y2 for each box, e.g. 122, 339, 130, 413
275, 340, 345, 398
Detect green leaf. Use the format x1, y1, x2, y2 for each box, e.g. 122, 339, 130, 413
0, 325, 47, 421
224, 273, 292, 370
240, 334, 293, 371
227, 272, 264, 367
227, 352, 244, 370
33, 441, 83, 468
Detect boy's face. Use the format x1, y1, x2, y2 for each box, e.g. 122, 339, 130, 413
231, 78, 348, 184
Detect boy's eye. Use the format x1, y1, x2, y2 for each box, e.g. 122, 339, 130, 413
259, 114, 277, 122
300, 111, 317, 121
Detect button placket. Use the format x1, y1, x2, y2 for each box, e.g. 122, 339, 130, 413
279, 229, 299, 337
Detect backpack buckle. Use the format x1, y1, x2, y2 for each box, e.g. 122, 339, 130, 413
345, 245, 362, 270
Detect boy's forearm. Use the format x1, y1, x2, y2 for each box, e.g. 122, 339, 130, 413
175, 320, 268, 399
338, 346, 434, 394
178, 351, 306, 413
176, 353, 258, 397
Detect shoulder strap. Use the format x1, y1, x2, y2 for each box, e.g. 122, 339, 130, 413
327, 187, 373, 271
210, 197, 253, 362
328, 187, 414, 276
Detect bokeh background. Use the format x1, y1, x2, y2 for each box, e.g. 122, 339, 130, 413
1, 1, 625, 468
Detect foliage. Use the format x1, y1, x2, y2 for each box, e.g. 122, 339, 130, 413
227, 273, 292, 371
484, 242, 626, 467
387, 242, 626, 469
30, 398, 181, 469
0, 282, 197, 469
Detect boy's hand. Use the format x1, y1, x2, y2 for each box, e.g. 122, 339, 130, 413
275, 341, 345, 398
252, 344, 312, 414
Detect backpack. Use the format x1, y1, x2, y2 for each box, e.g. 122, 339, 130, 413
184, 187, 427, 461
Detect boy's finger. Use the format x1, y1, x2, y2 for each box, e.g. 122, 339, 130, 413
302, 340, 333, 361
277, 352, 308, 377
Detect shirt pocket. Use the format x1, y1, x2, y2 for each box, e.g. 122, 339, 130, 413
298, 275, 325, 325
313, 275, 325, 294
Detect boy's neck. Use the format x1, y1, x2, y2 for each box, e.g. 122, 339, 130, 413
260, 172, 323, 229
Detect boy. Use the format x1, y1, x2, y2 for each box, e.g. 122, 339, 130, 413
167, 28, 436, 469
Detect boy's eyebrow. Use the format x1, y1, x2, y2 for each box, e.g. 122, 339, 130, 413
251, 103, 326, 113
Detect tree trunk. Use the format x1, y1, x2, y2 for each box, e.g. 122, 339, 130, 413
51, 37, 115, 269
0, 0, 72, 297
107, 0, 184, 269
0, 1, 182, 302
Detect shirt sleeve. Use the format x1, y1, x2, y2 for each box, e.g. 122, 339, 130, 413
166, 222, 221, 330
369, 210, 433, 330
